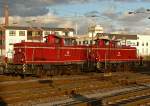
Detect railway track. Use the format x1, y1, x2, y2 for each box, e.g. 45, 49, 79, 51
123, 97, 150, 106
34, 83, 150, 106
0, 75, 85, 83
103, 85, 150, 106
0, 71, 150, 106
0, 74, 114, 105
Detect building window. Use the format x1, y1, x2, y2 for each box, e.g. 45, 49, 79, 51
87, 41, 89, 44
0, 49, 5, 56
9, 43, 13, 45
19, 31, 25, 36
65, 32, 68, 36
32, 32, 38, 36
0, 30, 5, 36
142, 42, 144, 46
137, 49, 139, 55
146, 42, 148, 46
78, 41, 81, 45
27, 31, 32, 36
132, 42, 135, 46
84, 40, 88, 44
55, 32, 59, 36
142, 48, 144, 54
9, 30, 16, 36
90, 40, 93, 44
83, 41, 85, 44
31, 31, 42, 36
27, 31, 42, 40
44, 31, 50, 35
146, 48, 148, 55
137, 42, 139, 46
0, 40, 5, 45
127, 41, 131, 45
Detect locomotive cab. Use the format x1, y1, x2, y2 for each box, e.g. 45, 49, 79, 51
45, 34, 77, 46
96, 38, 111, 47
96, 38, 119, 48
63, 37, 77, 46
45, 34, 63, 46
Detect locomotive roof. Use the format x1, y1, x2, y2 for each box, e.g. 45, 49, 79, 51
45, 34, 77, 39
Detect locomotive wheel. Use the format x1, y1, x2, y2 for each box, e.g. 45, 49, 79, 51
96, 62, 105, 72
48, 69, 54, 77
76, 64, 82, 74
124, 63, 130, 72
66, 65, 72, 75
36, 65, 43, 78
0, 65, 5, 75
57, 66, 63, 75
116, 63, 122, 72
51, 66, 59, 76
41, 70, 47, 78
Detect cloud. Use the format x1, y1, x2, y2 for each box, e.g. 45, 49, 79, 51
84, 11, 100, 17
0, 0, 150, 34
0, 0, 95, 17
118, 7, 149, 26
0, 13, 75, 29
142, 0, 150, 2
101, 7, 150, 34
114, 0, 139, 2
0, 0, 148, 17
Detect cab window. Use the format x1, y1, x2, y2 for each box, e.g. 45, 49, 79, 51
64, 38, 76, 46
105, 40, 109, 46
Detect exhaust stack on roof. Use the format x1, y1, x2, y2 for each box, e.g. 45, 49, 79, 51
3, 0, 9, 26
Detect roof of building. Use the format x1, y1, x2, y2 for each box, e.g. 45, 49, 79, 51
41, 27, 74, 32
0, 26, 74, 32
75, 33, 137, 40
96, 33, 137, 40
75, 35, 88, 38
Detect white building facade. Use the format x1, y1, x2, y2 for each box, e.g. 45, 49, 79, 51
131, 35, 150, 56
5, 28, 27, 58
42, 28, 74, 37
88, 25, 104, 37
76, 25, 104, 45
0, 26, 74, 59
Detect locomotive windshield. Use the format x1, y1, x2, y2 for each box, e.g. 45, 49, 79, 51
64, 38, 77, 46
96, 38, 122, 48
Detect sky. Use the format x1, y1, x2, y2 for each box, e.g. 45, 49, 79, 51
0, 0, 150, 34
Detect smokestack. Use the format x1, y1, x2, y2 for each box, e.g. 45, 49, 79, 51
4, 0, 9, 26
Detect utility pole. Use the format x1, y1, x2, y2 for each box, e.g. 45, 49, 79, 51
74, 12, 78, 35
3, 0, 9, 26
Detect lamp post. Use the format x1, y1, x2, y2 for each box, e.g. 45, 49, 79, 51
128, 9, 150, 19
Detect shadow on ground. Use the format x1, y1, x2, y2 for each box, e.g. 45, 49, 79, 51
0, 97, 7, 106
38, 79, 55, 87
136, 65, 150, 75
70, 92, 102, 106
38, 79, 53, 84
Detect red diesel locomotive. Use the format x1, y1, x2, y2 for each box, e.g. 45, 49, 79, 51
89, 37, 138, 72
4, 34, 139, 76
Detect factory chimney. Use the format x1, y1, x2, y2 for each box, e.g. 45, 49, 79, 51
3, 0, 9, 26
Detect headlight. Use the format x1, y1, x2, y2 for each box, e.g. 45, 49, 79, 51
19, 49, 21, 52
